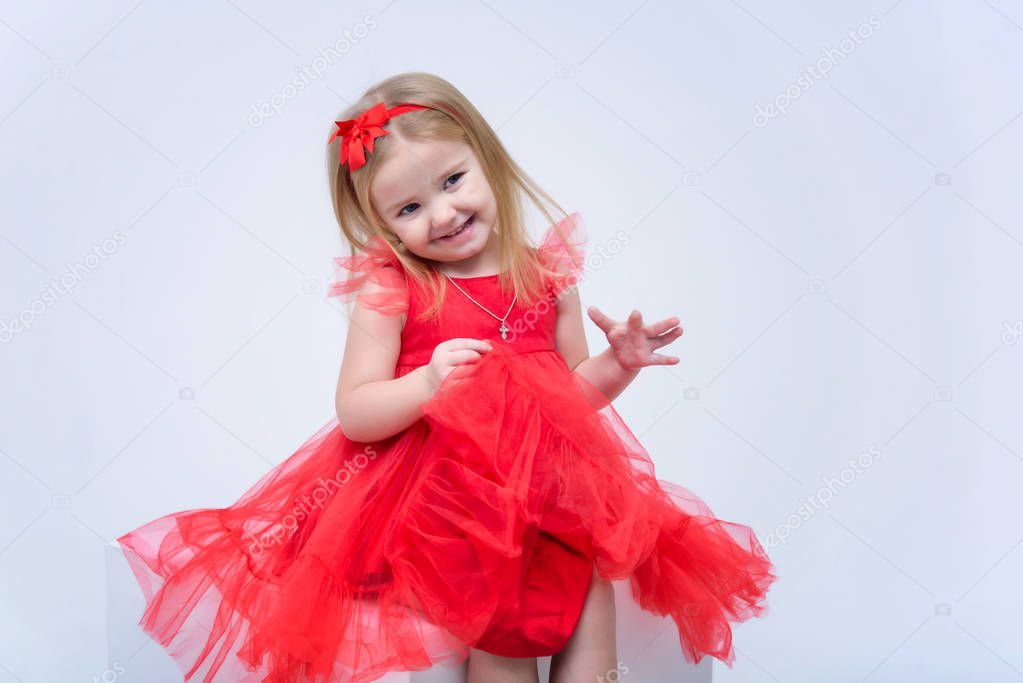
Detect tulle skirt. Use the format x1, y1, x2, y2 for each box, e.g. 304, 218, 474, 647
117, 343, 776, 682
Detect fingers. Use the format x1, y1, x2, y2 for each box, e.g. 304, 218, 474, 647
591, 308, 684, 347
455, 351, 485, 364
644, 316, 681, 337
648, 326, 684, 348
435, 339, 494, 370
447, 348, 489, 367
448, 338, 494, 352
589, 306, 648, 332
586, 306, 616, 332
647, 352, 680, 365
595, 307, 675, 334
627, 309, 644, 329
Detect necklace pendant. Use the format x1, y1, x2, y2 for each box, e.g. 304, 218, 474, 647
499, 320, 509, 340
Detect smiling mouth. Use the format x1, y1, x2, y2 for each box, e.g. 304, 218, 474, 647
438, 215, 474, 240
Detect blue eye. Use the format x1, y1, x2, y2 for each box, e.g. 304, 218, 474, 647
396, 172, 465, 217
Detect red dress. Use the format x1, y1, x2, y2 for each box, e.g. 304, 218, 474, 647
117, 212, 776, 682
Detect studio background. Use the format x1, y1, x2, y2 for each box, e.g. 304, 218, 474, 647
1, 1, 1021, 682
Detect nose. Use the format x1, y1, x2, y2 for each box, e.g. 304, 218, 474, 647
431, 201, 460, 231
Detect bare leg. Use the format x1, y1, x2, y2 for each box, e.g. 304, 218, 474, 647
549, 567, 618, 683
467, 647, 539, 683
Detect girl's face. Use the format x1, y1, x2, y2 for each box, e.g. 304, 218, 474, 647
369, 136, 500, 276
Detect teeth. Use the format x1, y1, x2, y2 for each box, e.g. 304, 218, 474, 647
443, 216, 471, 238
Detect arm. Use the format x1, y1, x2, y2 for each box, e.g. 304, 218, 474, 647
554, 283, 684, 402
335, 295, 435, 443
574, 347, 640, 402
553, 284, 639, 402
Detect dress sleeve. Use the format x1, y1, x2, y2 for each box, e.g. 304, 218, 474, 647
328, 235, 410, 316
537, 211, 587, 296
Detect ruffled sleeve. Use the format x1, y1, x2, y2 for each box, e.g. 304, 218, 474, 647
328, 235, 409, 316
537, 211, 587, 296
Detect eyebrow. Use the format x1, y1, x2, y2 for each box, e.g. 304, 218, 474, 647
385, 159, 468, 214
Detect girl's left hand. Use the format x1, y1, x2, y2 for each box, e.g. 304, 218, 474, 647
587, 306, 683, 370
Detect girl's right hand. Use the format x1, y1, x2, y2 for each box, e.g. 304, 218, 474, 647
422, 338, 494, 395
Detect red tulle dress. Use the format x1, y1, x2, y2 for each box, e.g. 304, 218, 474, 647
117, 212, 776, 682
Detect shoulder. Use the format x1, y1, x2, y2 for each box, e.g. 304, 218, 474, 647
536, 212, 587, 296
328, 235, 410, 318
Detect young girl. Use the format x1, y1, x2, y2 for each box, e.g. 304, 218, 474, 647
117, 72, 776, 683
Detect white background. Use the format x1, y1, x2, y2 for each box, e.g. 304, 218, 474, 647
1, 1, 1022, 682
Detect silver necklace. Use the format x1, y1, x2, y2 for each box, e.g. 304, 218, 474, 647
443, 274, 518, 340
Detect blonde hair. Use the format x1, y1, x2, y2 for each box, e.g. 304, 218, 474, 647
327, 72, 578, 321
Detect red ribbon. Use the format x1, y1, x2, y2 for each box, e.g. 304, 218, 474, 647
329, 102, 429, 171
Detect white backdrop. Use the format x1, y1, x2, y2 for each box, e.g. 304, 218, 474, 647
2, 1, 1022, 682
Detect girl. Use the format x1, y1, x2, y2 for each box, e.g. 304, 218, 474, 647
117, 72, 776, 683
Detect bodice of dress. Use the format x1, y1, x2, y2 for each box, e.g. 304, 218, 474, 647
328, 211, 587, 370
395, 273, 559, 368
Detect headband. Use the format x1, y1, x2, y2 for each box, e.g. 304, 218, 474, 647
328, 101, 430, 171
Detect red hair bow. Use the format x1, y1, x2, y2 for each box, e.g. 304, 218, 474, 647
329, 102, 429, 171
